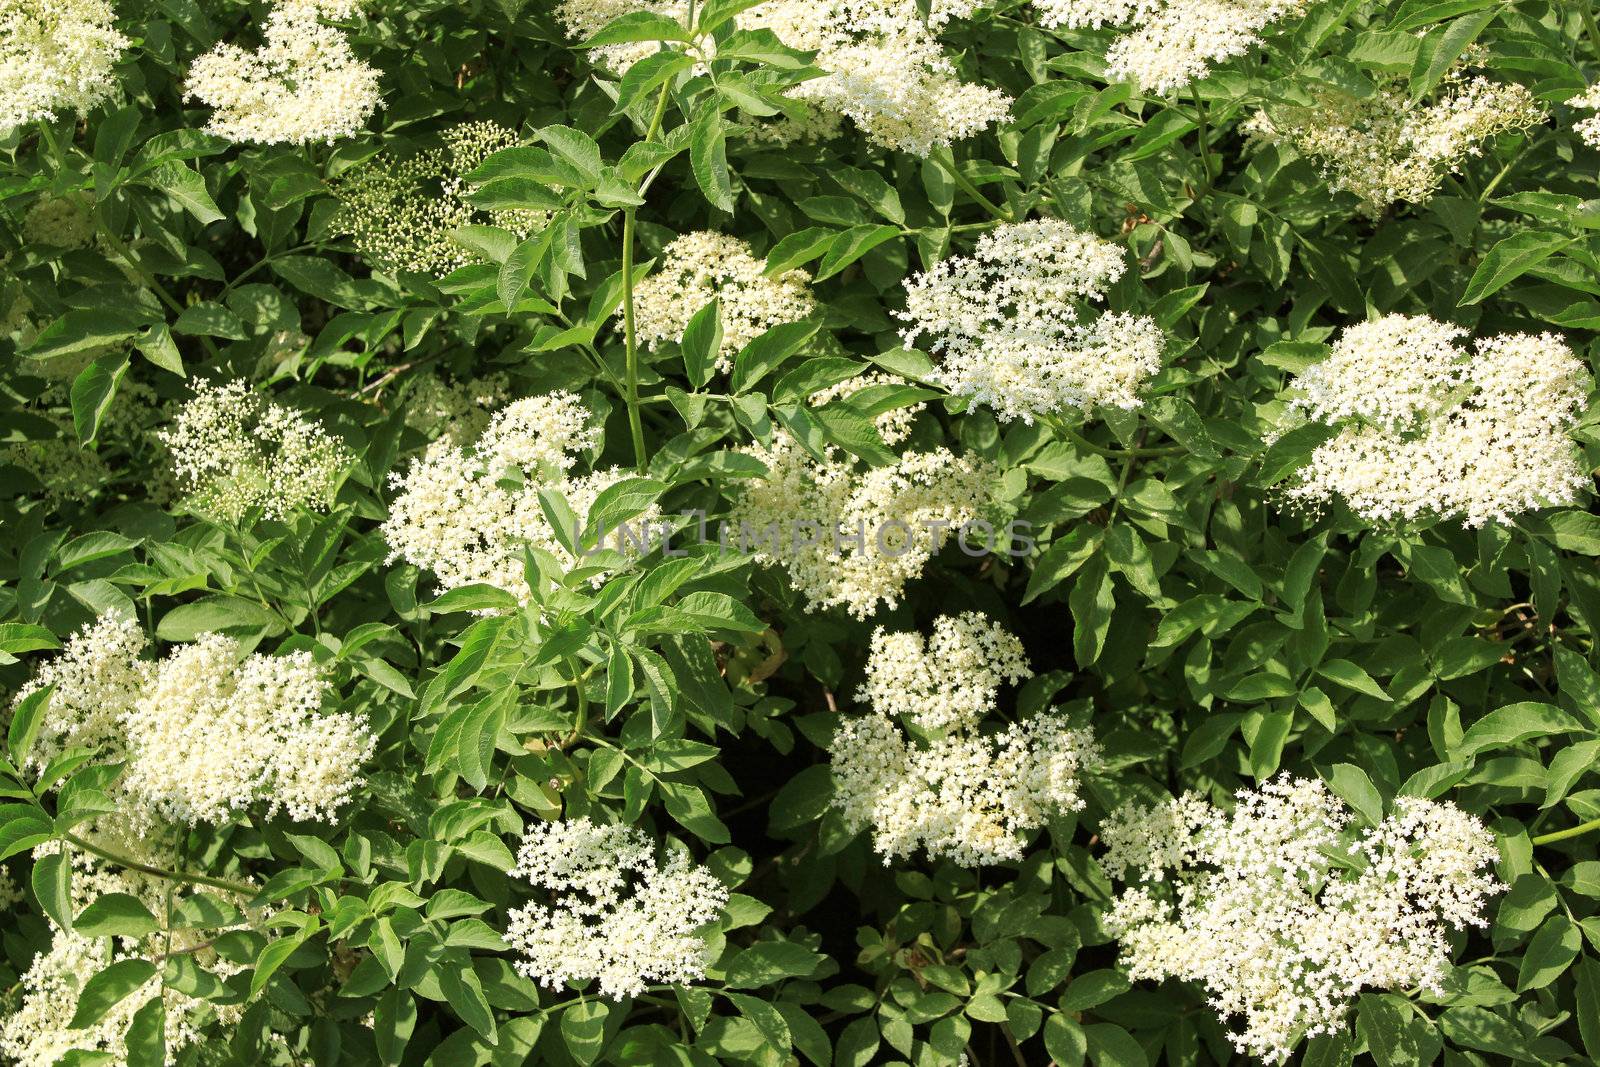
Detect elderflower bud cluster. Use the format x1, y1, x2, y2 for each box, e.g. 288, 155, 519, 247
1101, 777, 1502, 1063
334, 122, 549, 276
383, 391, 656, 601
632, 232, 816, 374
12, 613, 375, 825
1281, 314, 1592, 527
831, 614, 1099, 865
184, 0, 381, 144
0, 832, 251, 1067
400, 371, 509, 444
1246, 65, 1546, 215
900, 218, 1163, 422
0, 0, 128, 137
1033, 0, 1305, 94
23, 191, 95, 249
157, 379, 352, 522
727, 380, 993, 617
504, 818, 729, 1000
1568, 83, 1600, 148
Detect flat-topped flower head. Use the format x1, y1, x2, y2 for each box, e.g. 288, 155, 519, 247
383, 391, 657, 601
1569, 83, 1600, 147
157, 379, 351, 522
901, 219, 1163, 422
1282, 316, 1592, 526
0, 0, 128, 137
10, 614, 373, 826
632, 231, 816, 375
1246, 63, 1546, 215
1102, 777, 1502, 1062
185, 1, 381, 144
335, 121, 548, 276
831, 615, 1099, 865
505, 818, 729, 999
728, 399, 994, 617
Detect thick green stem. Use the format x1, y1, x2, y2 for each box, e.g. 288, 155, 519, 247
65, 832, 257, 896
1191, 87, 1217, 188
620, 82, 676, 473
1532, 817, 1600, 846
1045, 415, 1185, 459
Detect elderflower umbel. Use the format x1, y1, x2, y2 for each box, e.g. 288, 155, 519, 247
184, 2, 381, 144
157, 379, 351, 522
1101, 777, 1502, 1062
1032, 0, 1304, 94
400, 371, 509, 444
727, 380, 993, 618
831, 614, 1099, 865
0, 0, 128, 137
632, 232, 816, 374
900, 219, 1163, 422
504, 818, 729, 999
1281, 315, 1593, 527
1246, 64, 1546, 215
1568, 83, 1600, 148
11, 613, 374, 825
383, 391, 657, 601
334, 122, 549, 276
0, 832, 252, 1067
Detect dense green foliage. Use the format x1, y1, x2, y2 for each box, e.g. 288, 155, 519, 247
4, 0, 1600, 1065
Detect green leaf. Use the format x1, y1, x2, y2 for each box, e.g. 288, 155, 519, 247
1516, 914, 1581, 991
146, 161, 225, 224
156, 596, 284, 641
69, 958, 158, 1028
726, 941, 827, 988
730, 319, 820, 394
690, 107, 734, 212
560, 1001, 610, 1065
1327, 763, 1385, 826
76, 893, 160, 938
1454, 701, 1591, 759
32, 849, 73, 930
812, 224, 899, 282
70, 350, 131, 445
584, 10, 689, 45
1408, 6, 1497, 99
1458, 232, 1572, 305
680, 298, 723, 389
7, 685, 52, 763
249, 931, 310, 1000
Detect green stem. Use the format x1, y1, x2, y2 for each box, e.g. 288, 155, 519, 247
564, 657, 592, 747
620, 82, 675, 474
65, 832, 257, 896
1583, 1, 1600, 56
1046, 417, 1185, 459
1532, 817, 1600, 846
1192, 87, 1217, 188
932, 150, 1014, 222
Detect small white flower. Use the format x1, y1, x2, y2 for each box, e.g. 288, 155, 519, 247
0, 0, 128, 137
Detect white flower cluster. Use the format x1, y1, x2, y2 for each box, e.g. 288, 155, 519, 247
400, 371, 509, 444
831, 614, 1099, 865
383, 391, 654, 601
157, 379, 351, 522
1101, 777, 1502, 1063
1246, 66, 1547, 214
335, 122, 549, 276
761, 0, 1012, 155
1033, 0, 1304, 94
185, 0, 381, 144
632, 232, 816, 374
13, 612, 374, 825
556, 0, 1008, 155
0, 0, 128, 137
728, 379, 992, 617
0, 835, 247, 1067
504, 818, 729, 999
1282, 314, 1592, 527
1568, 83, 1600, 148
900, 218, 1163, 422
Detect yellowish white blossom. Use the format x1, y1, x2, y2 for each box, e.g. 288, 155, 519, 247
632, 231, 816, 374
1282, 315, 1592, 526
1569, 83, 1600, 148
184, 2, 381, 144
831, 614, 1099, 865
383, 392, 656, 601
901, 219, 1162, 422
0, 0, 128, 137
334, 122, 549, 276
157, 379, 351, 522
1247, 66, 1546, 214
400, 372, 509, 444
1102, 777, 1502, 1063
728, 379, 993, 617
505, 818, 729, 999
11, 613, 374, 825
